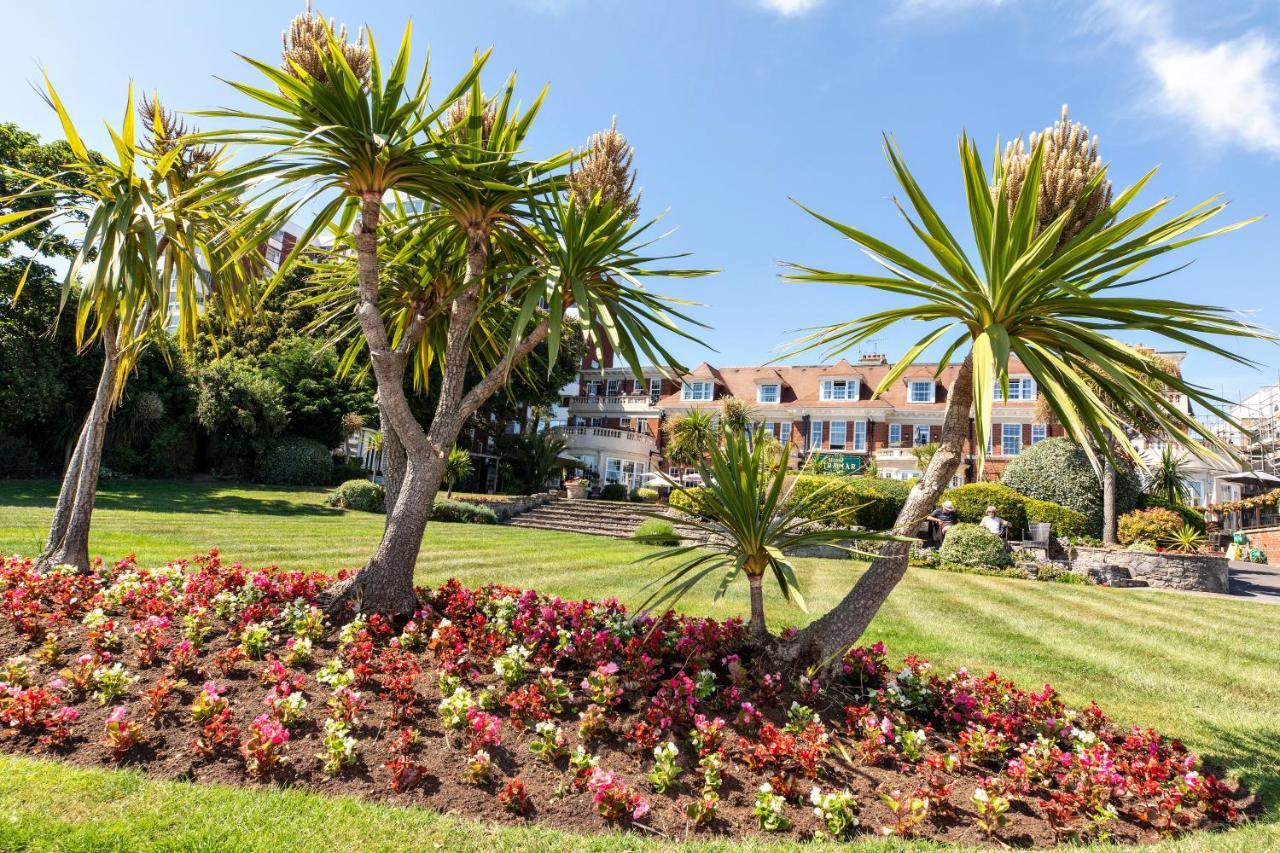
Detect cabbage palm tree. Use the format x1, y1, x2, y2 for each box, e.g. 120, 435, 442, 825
210, 12, 709, 614
1149, 446, 1193, 506
780, 130, 1268, 665
443, 447, 473, 498
663, 409, 717, 467
0, 82, 253, 570
640, 427, 896, 642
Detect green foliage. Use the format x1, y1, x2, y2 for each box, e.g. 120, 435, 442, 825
0, 434, 41, 478
938, 523, 1013, 568
1024, 498, 1089, 538
600, 483, 629, 502
1118, 507, 1184, 546
941, 482, 1028, 534
431, 499, 498, 525
326, 479, 385, 513
663, 410, 717, 467
330, 458, 371, 486
257, 437, 334, 487
1148, 447, 1193, 507
668, 487, 711, 517
631, 487, 659, 503
633, 518, 678, 546
499, 431, 566, 495
786, 475, 910, 531
194, 357, 288, 478
999, 438, 1139, 535
1140, 493, 1206, 532
443, 448, 474, 496
1167, 524, 1207, 553
260, 340, 373, 450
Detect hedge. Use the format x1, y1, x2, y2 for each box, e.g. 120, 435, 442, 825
940, 482, 1027, 535
326, 479, 384, 513
431, 499, 498, 525
633, 518, 679, 545
1024, 498, 1089, 538
258, 436, 333, 486
938, 523, 1013, 568
631, 487, 660, 503
999, 438, 1140, 535
785, 475, 910, 530
1139, 494, 1206, 532
600, 483, 629, 502
668, 487, 712, 517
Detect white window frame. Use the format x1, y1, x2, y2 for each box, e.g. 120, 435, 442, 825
809, 419, 823, 450
914, 424, 931, 446
1031, 423, 1048, 445
819, 378, 859, 401
619, 416, 631, 430
648, 378, 662, 398
1002, 423, 1022, 456
889, 423, 902, 447
605, 379, 621, 396
585, 380, 602, 397
829, 420, 847, 450
757, 383, 780, 404
853, 420, 867, 451
908, 381, 934, 403
1187, 480, 1205, 506
681, 381, 714, 402
994, 377, 1037, 402
589, 416, 604, 428
779, 421, 792, 445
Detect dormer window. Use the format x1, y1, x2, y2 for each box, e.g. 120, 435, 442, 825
909, 380, 935, 403
820, 378, 859, 401
681, 381, 714, 402
757, 383, 780, 404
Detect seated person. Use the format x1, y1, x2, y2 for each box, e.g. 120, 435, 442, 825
927, 500, 959, 547
978, 505, 1009, 539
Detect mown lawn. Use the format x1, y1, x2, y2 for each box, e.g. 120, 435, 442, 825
0, 479, 1277, 852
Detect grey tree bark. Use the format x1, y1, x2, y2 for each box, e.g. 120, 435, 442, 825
376, 395, 407, 511
779, 353, 975, 668
747, 573, 767, 643
40, 328, 119, 572
1102, 456, 1118, 546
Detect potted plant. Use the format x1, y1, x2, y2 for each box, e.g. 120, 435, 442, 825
565, 478, 589, 500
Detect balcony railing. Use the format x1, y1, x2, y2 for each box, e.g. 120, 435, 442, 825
564, 394, 661, 413
874, 447, 916, 462
552, 425, 657, 455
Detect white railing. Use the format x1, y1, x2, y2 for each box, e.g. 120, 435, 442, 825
553, 425, 656, 451
874, 447, 916, 461
564, 394, 661, 412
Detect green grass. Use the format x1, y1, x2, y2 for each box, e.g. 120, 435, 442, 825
1, 478, 1278, 852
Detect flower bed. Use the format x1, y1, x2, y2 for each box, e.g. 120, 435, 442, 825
0, 552, 1251, 845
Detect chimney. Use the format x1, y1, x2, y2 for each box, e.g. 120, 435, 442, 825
857, 353, 888, 366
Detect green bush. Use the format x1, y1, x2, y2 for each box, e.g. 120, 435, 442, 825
600, 483, 629, 502
326, 479, 384, 512
104, 446, 144, 476
999, 438, 1140, 535
786, 475, 910, 530
431, 498, 498, 525
938, 523, 1013, 568
330, 458, 371, 486
0, 434, 44, 478
941, 482, 1027, 534
143, 425, 196, 478
1139, 494, 1206, 532
1024, 498, 1089, 538
631, 487, 659, 503
668, 487, 712, 517
257, 436, 334, 486
1118, 506, 1183, 546
633, 518, 678, 545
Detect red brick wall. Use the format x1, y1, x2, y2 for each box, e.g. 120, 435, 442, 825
1242, 526, 1280, 566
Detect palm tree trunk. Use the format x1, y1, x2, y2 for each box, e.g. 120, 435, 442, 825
377, 395, 406, 510
747, 574, 767, 642
779, 353, 974, 667
41, 329, 119, 572
1102, 455, 1118, 546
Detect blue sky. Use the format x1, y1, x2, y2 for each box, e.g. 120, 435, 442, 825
3, 0, 1279, 406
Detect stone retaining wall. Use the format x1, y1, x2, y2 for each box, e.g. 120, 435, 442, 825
1070, 546, 1230, 594
472, 493, 555, 522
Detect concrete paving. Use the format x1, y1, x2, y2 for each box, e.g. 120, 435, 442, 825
1227, 560, 1280, 602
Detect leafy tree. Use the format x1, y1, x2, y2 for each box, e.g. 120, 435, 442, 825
443, 447, 473, 498
210, 13, 708, 614
193, 358, 288, 478
0, 85, 256, 569
779, 108, 1267, 664
1000, 437, 1140, 535
663, 409, 717, 467
1148, 446, 1193, 506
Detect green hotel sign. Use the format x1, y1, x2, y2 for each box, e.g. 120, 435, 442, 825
811, 453, 864, 474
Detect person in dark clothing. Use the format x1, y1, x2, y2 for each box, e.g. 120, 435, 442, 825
927, 500, 959, 547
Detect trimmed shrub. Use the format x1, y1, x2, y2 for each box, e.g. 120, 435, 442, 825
330, 458, 371, 486
104, 446, 144, 476
999, 438, 1140, 535
144, 425, 196, 478
786, 475, 910, 530
0, 434, 42, 478
938, 523, 1013, 568
326, 479, 384, 512
1118, 506, 1183, 546
668, 487, 712, 517
631, 487, 659, 503
941, 482, 1027, 534
431, 499, 498, 525
1140, 494, 1206, 532
1024, 498, 1089, 539
600, 483, 629, 502
633, 518, 678, 546
258, 436, 333, 486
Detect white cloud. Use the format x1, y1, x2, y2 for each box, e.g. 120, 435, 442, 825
894, 0, 1016, 16
756, 0, 824, 16
1142, 31, 1280, 155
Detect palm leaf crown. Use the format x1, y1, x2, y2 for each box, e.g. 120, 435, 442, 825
785, 123, 1270, 472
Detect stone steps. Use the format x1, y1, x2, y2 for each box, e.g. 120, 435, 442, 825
505, 497, 702, 540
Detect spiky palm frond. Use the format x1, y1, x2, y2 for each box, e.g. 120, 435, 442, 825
785, 132, 1270, 474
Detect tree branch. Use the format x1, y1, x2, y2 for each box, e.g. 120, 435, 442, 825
456, 317, 552, 424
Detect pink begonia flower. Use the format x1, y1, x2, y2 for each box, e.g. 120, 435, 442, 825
599, 662, 619, 676
201, 681, 224, 696
106, 706, 128, 724
48, 678, 67, 692
631, 801, 650, 820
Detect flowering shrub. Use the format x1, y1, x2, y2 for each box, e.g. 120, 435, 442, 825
499, 778, 530, 815
464, 749, 493, 785
101, 705, 143, 760
753, 783, 792, 831
811, 786, 859, 839
647, 741, 682, 793
527, 721, 566, 762
587, 768, 649, 821
241, 714, 289, 778
317, 719, 358, 774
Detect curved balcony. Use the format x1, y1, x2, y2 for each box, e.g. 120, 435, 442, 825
563, 394, 661, 414
873, 446, 917, 465
553, 425, 657, 457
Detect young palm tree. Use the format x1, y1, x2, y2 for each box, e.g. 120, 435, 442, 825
211, 12, 708, 614
640, 427, 896, 642
0, 83, 252, 570
780, 126, 1268, 665
1149, 446, 1193, 506
663, 409, 718, 467
443, 447, 473, 498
